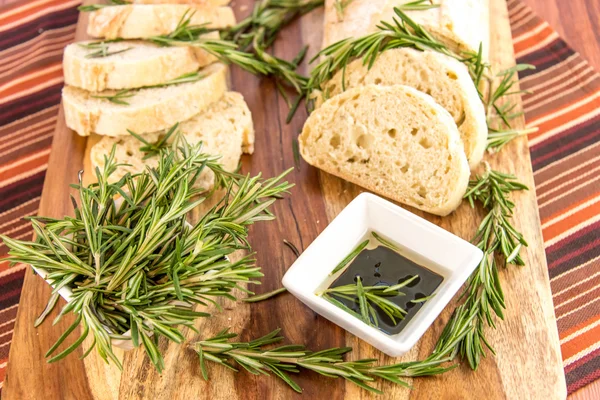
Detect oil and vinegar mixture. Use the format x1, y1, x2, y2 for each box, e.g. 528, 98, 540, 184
329, 242, 444, 335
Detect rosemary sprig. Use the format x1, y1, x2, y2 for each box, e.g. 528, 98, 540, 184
435, 167, 528, 369
486, 64, 535, 127
78, 40, 131, 58
1, 141, 293, 371
223, 0, 324, 51
330, 239, 369, 275
323, 278, 409, 327
243, 287, 288, 303
128, 123, 181, 160
487, 126, 539, 152
91, 89, 135, 105
149, 10, 308, 94
91, 72, 205, 105
334, 0, 354, 19
398, 0, 439, 11
193, 328, 459, 394
370, 231, 400, 252
78, 0, 129, 12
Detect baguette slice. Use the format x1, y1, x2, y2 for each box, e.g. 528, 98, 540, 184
63, 63, 228, 137
300, 84, 469, 216
319, 48, 486, 169
323, 0, 489, 60
91, 92, 253, 189
87, 5, 235, 39
133, 0, 229, 5
64, 35, 219, 91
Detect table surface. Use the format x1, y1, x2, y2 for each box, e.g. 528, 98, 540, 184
0, 0, 597, 398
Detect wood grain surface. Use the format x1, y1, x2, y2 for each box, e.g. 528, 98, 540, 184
3, 0, 568, 399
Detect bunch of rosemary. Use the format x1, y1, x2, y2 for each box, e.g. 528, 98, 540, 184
1, 141, 293, 371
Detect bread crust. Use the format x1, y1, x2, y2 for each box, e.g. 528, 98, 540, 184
64, 39, 219, 91
300, 84, 470, 216
87, 5, 236, 39
63, 63, 228, 137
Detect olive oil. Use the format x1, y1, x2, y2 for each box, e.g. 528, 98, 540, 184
329, 242, 444, 335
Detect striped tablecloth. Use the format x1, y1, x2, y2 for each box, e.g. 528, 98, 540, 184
0, 0, 598, 395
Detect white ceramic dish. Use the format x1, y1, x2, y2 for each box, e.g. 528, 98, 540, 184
282, 193, 483, 357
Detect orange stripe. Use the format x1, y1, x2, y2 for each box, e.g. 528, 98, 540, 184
0, 0, 73, 27
0, 63, 63, 98
0, 153, 50, 182
529, 91, 600, 140
512, 24, 553, 54
543, 201, 600, 241
561, 314, 600, 339
561, 323, 600, 361
542, 192, 600, 225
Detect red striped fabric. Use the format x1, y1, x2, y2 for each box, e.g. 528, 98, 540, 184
508, 0, 600, 393
0, 0, 598, 395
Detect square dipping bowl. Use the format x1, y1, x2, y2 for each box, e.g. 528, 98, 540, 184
282, 193, 483, 357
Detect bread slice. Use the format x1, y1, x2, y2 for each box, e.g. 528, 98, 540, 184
63, 63, 228, 137
133, 0, 229, 5
300, 84, 469, 216
87, 5, 236, 39
322, 0, 489, 60
90, 92, 253, 189
64, 35, 220, 91
318, 48, 486, 169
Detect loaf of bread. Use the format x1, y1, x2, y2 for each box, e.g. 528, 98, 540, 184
63, 63, 228, 137
323, 0, 489, 60
300, 84, 469, 216
87, 5, 236, 39
91, 92, 253, 189
64, 35, 219, 91
318, 48, 486, 169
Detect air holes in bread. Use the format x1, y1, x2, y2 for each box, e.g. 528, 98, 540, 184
330, 135, 341, 149
411, 128, 419, 136
446, 71, 458, 80
374, 78, 382, 84
419, 137, 433, 149
417, 186, 427, 198
126, 150, 133, 156
400, 164, 409, 173
356, 134, 374, 149
388, 128, 397, 138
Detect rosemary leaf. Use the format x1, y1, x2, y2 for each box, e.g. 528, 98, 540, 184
330, 239, 369, 275
244, 287, 288, 303
78, 0, 129, 12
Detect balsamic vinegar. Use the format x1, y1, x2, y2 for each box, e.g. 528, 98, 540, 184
329, 242, 444, 335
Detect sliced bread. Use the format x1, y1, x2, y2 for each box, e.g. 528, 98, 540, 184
299, 84, 470, 216
90, 91, 253, 189
87, 5, 236, 39
64, 35, 219, 91
319, 48, 486, 169
63, 62, 228, 137
322, 0, 489, 60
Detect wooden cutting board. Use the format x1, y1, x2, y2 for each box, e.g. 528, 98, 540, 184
3, 0, 567, 399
